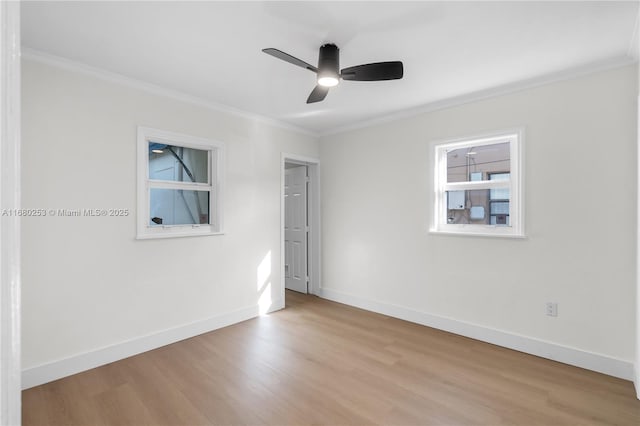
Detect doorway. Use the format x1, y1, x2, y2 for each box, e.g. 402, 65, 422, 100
281, 154, 320, 302
284, 163, 308, 293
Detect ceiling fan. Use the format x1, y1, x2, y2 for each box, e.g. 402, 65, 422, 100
262, 43, 404, 104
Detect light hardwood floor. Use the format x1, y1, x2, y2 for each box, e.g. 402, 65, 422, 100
23, 290, 640, 425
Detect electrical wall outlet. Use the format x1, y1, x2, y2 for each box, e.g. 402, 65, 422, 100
545, 302, 558, 317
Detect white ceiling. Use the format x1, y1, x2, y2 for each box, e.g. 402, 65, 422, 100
21, 1, 639, 135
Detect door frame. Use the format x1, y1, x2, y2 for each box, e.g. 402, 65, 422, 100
281, 153, 320, 301
0, 1, 21, 423
283, 164, 308, 294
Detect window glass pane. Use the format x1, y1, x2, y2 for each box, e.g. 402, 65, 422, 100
469, 172, 482, 181
446, 142, 510, 183
490, 201, 509, 215
489, 172, 510, 200
489, 172, 510, 181
490, 188, 510, 200
446, 189, 510, 226
148, 142, 209, 183
490, 215, 510, 226
149, 189, 210, 226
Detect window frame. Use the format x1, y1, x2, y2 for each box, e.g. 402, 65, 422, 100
137, 126, 225, 239
431, 129, 524, 238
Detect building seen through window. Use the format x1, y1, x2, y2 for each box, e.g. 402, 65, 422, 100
445, 142, 510, 225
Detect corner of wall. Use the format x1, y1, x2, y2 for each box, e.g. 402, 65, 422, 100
22, 303, 261, 389
318, 288, 635, 381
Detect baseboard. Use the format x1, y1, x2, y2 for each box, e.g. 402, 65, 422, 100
635, 365, 640, 399
318, 287, 634, 381
22, 299, 282, 390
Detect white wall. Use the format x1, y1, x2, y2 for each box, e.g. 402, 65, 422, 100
320, 65, 637, 378
21, 59, 319, 383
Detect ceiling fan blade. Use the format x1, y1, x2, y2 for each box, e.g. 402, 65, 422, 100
341, 61, 403, 81
262, 48, 318, 73
306, 85, 329, 104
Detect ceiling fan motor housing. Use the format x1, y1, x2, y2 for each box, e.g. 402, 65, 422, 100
261, 42, 403, 103
318, 43, 340, 83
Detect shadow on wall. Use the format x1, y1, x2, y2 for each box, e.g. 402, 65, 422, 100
257, 251, 272, 314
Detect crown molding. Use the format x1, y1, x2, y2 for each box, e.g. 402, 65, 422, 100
321, 55, 638, 138
21, 47, 319, 139
21, 47, 638, 140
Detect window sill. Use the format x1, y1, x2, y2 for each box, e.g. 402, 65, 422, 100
136, 230, 225, 240
429, 229, 526, 239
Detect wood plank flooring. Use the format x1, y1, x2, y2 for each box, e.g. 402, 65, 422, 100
23, 290, 640, 425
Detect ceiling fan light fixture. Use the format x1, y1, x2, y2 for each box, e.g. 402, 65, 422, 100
317, 43, 340, 88
318, 75, 339, 87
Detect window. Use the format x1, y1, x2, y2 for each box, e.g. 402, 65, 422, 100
137, 127, 224, 239
432, 130, 523, 237
489, 172, 510, 225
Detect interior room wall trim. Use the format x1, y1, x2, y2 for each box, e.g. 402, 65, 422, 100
322, 56, 638, 137
21, 47, 317, 138
636, 72, 640, 400
21, 299, 281, 390
318, 288, 634, 381
635, 7, 640, 398
23, 49, 636, 142
0, 1, 21, 423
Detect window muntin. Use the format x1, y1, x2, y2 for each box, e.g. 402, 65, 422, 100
433, 131, 523, 237
137, 127, 224, 239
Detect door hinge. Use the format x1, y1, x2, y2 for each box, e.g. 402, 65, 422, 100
305, 226, 310, 232
306, 276, 310, 282
305, 176, 311, 183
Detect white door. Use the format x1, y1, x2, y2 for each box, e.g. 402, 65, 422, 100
284, 165, 308, 293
